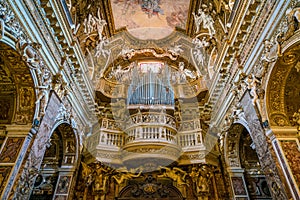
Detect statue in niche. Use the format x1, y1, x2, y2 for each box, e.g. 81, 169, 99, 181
65, 141, 75, 153
192, 5, 216, 38
35, 67, 52, 115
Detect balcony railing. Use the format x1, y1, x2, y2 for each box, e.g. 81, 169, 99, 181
125, 126, 177, 144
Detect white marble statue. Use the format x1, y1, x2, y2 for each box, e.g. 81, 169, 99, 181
192, 37, 210, 68
193, 7, 216, 37
176, 62, 196, 83
94, 37, 110, 58
35, 67, 52, 114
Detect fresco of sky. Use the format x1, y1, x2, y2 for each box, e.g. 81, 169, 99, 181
111, 0, 190, 40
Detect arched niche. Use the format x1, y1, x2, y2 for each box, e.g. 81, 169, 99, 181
0, 41, 37, 197
0, 41, 36, 126
266, 37, 300, 127
30, 122, 79, 200
239, 125, 272, 200
265, 32, 300, 200
225, 123, 271, 199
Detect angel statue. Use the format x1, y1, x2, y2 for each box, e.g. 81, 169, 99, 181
112, 166, 143, 195
112, 166, 143, 186
157, 166, 188, 197
168, 44, 184, 56
157, 166, 188, 186
192, 7, 216, 38
176, 62, 196, 83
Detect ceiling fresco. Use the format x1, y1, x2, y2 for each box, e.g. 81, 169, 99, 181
111, 0, 190, 40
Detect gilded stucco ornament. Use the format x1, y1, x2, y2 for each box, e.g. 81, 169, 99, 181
292, 109, 300, 137
189, 164, 213, 200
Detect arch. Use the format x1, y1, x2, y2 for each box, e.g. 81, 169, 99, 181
224, 122, 272, 199
264, 31, 300, 199
117, 175, 184, 200
265, 33, 300, 127
50, 121, 80, 163
0, 41, 36, 126
239, 126, 272, 199
30, 122, 79, 199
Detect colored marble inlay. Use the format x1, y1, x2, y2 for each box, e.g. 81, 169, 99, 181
231, 177, 247, 195
54, 195, 67, 200
281, 140, 300, 189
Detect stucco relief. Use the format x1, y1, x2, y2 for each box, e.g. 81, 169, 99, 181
226, 124, 243, 168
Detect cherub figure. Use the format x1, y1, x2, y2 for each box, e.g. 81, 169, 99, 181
112, 167, 143, 186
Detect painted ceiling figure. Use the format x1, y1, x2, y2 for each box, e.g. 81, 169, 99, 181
141, 0, 164, 18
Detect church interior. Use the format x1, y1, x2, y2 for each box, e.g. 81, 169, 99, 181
0, 0, 299, 199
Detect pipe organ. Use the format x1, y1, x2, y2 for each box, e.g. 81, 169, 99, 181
89, 61, 217, 170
